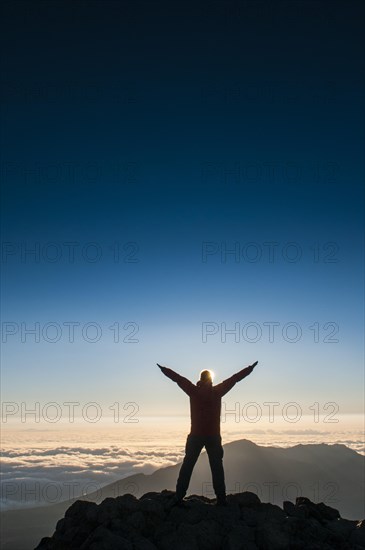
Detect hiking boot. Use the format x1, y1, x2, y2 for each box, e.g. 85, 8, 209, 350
169, 494, 187, 508
216, 496, 228, 507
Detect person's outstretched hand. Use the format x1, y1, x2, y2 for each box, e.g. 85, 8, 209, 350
247, 360, 258, 374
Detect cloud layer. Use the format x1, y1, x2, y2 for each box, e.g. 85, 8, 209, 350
1, 426, 364, 511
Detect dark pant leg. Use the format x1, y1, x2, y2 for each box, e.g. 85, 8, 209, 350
176, 434, 204, 499
204, 435, 226, 499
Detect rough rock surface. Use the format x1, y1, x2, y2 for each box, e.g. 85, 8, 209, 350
34, 491, 365, 550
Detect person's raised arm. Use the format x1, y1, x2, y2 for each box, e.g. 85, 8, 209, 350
157, 363, 195, 396
214, 361, 258, 397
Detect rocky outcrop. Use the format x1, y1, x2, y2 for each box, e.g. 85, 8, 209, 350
34, 490, 365, 550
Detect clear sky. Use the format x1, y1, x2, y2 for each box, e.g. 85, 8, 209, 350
1, 0, 364, 426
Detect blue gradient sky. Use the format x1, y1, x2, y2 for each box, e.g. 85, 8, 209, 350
1, 1, 364, 420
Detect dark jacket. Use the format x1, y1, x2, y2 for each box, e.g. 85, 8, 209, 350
160, 366, 253, 436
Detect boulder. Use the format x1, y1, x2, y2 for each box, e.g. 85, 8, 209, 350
34, 491, 365, 550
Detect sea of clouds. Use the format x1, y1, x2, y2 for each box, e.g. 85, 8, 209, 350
0, 444, 185, 510
1, 419, 364, 511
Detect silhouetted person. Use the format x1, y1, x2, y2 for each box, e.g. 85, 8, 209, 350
157, 360, 258, 506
